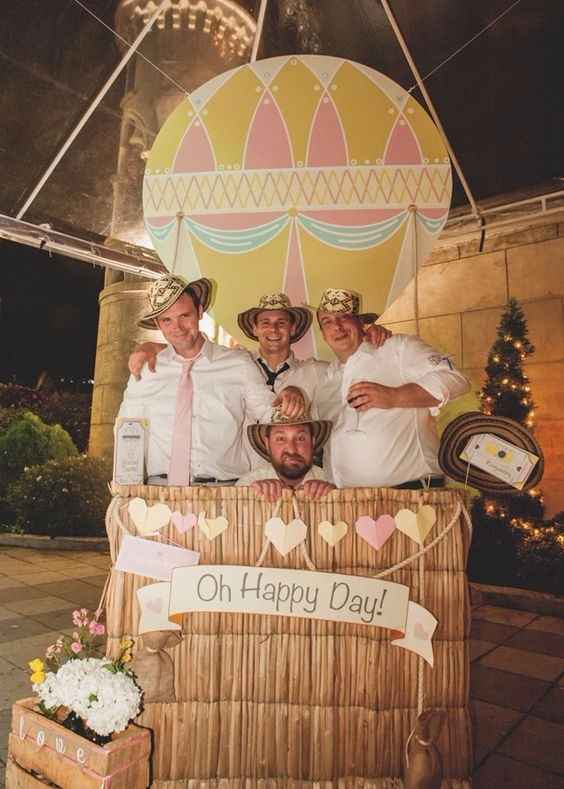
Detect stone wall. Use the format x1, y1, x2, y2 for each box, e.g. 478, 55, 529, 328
379, 216, 564, 516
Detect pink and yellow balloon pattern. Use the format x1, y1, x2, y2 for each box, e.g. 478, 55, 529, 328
143, 55, 452, 358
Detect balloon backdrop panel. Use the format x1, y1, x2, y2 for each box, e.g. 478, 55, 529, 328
143, 56, 452, 359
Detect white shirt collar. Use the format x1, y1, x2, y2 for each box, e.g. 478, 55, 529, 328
254, 349, 295, 372
167, 335, 214, 365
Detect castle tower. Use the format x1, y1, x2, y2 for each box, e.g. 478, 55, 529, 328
89, 0, 256, 457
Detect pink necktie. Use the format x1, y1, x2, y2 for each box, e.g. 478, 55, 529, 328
168, 356, 199, 486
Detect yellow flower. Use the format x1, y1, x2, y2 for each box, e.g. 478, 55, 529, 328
28, 658, 44, 673
31, 671, 46, 685
120, 638, 134, 649
121, 653, 132, 663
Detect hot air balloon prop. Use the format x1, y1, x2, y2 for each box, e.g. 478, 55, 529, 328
143, 55, 452, 359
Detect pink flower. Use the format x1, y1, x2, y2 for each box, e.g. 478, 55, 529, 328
72, 610, 82, 626
89, 621, 105, 636
70, 642, 82, 654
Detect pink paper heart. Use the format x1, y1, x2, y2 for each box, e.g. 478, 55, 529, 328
147, 597, 163, 614
355, 514, 396, 550
414, 622, 428, 640
171, 511, 197, 534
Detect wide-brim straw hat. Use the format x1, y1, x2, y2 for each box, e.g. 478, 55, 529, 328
238, 293, 312, 343
438, 411, 544, 494
248, 408, 332, 464
311, 288, 378, 324
138, 275, 213, 330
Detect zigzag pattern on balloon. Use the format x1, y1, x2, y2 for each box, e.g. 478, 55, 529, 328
144, 165, 451, 215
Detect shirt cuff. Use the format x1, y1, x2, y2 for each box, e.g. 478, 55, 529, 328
415, 372, 451, 414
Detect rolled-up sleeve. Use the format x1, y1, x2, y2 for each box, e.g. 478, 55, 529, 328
399, 336, 470, 414
241, 356, 275, 422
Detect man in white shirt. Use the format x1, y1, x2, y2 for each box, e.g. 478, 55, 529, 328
316, 288, 470, 489
117, 275, 305, 485
237, 407, 335, 502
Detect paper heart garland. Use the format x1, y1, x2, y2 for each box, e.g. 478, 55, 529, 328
318, 520, 348, 547
198, 512, 229, 541
355, 514, 396, 550
171, 511, 197, 534
128, 498, 171, 536
264, 517, 307, 556
394, 505, 437, 546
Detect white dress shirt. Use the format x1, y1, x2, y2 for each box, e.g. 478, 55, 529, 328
252, 351, 329, 417
329, 337, 469, 488
237, 464, 327, 486
118, 339, 274, 480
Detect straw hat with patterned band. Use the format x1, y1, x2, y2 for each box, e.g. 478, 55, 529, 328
247, 406, 332, 464
237, 293, 313, 344
438, 411, 544, 494
138, 274, 213, 330
313, 288, 378, 324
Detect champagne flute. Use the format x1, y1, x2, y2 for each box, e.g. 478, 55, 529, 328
345, 378, 365, 433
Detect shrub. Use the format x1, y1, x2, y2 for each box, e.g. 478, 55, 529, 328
0, 412, 77, 488
6, 455, 112, 537
0, 384, 92, 452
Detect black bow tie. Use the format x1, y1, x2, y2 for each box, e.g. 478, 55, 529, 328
256, 358, 290, 391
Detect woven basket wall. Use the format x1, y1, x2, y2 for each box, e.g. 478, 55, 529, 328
105, 485, 472, 788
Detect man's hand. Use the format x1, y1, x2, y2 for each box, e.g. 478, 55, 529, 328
273, 386, 306, 419
364, 323, 392, 349
128, 341, 166, 380
251, 479, 284, 502
347, 381, 398, 411
300, 480, 336, 500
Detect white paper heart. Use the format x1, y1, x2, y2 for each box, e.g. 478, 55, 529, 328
128, 498, 171, 536
318, 520, 348, 547
395, 505, 437, 546
265, 517, 307, 556
198, 512, 229, 540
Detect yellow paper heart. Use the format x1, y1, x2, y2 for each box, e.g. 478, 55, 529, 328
318, 520, 348, 547
395, 505, 437, 546
264, 517, 307, 556
129, 498, 171, 536
198, 512, 229, 540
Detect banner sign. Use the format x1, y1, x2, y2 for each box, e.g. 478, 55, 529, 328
138, 565, 438, 665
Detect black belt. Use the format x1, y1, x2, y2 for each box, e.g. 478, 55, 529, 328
394, 475, 445, 490
192, 476, 238, 485
150, 475, 238, 485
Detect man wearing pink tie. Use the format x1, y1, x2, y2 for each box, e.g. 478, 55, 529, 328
117, 275, 305, 486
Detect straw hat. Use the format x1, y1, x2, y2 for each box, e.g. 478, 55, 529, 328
313, 288, 378, 324
247, 406, 332, 464
438, 411, 544, 494
237, 293, 312, 343
138, 275, 213, 330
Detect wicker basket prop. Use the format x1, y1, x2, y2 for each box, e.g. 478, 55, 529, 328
6, 697, 150, 788
104, 484, 473, 788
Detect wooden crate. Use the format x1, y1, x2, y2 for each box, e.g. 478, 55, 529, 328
7, 698, 151, 789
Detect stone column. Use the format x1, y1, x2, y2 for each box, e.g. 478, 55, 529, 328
89, 277, 157, 457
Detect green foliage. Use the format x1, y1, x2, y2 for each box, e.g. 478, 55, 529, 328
480, 297, 536, 425
0, 412, 77, 488
0, 384, 92, 452
6, 455, 111, 537
468, 498, 563, 596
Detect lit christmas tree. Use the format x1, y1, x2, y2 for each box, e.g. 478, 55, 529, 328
468, 298, 545, 586
480, 297, 536, 427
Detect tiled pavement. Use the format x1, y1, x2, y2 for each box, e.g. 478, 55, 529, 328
0, 548, 563, 788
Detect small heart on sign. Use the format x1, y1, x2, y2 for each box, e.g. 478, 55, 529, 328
198, 513, 229, 541
129, 498, 171, 536
355, 514, 396, 551
264, 517, 307, 556
395, 505, 437, 546
146, 597, 163, 614
414, 622, 428, 640
318, 520, 348, 547
171, 511, 197, 534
